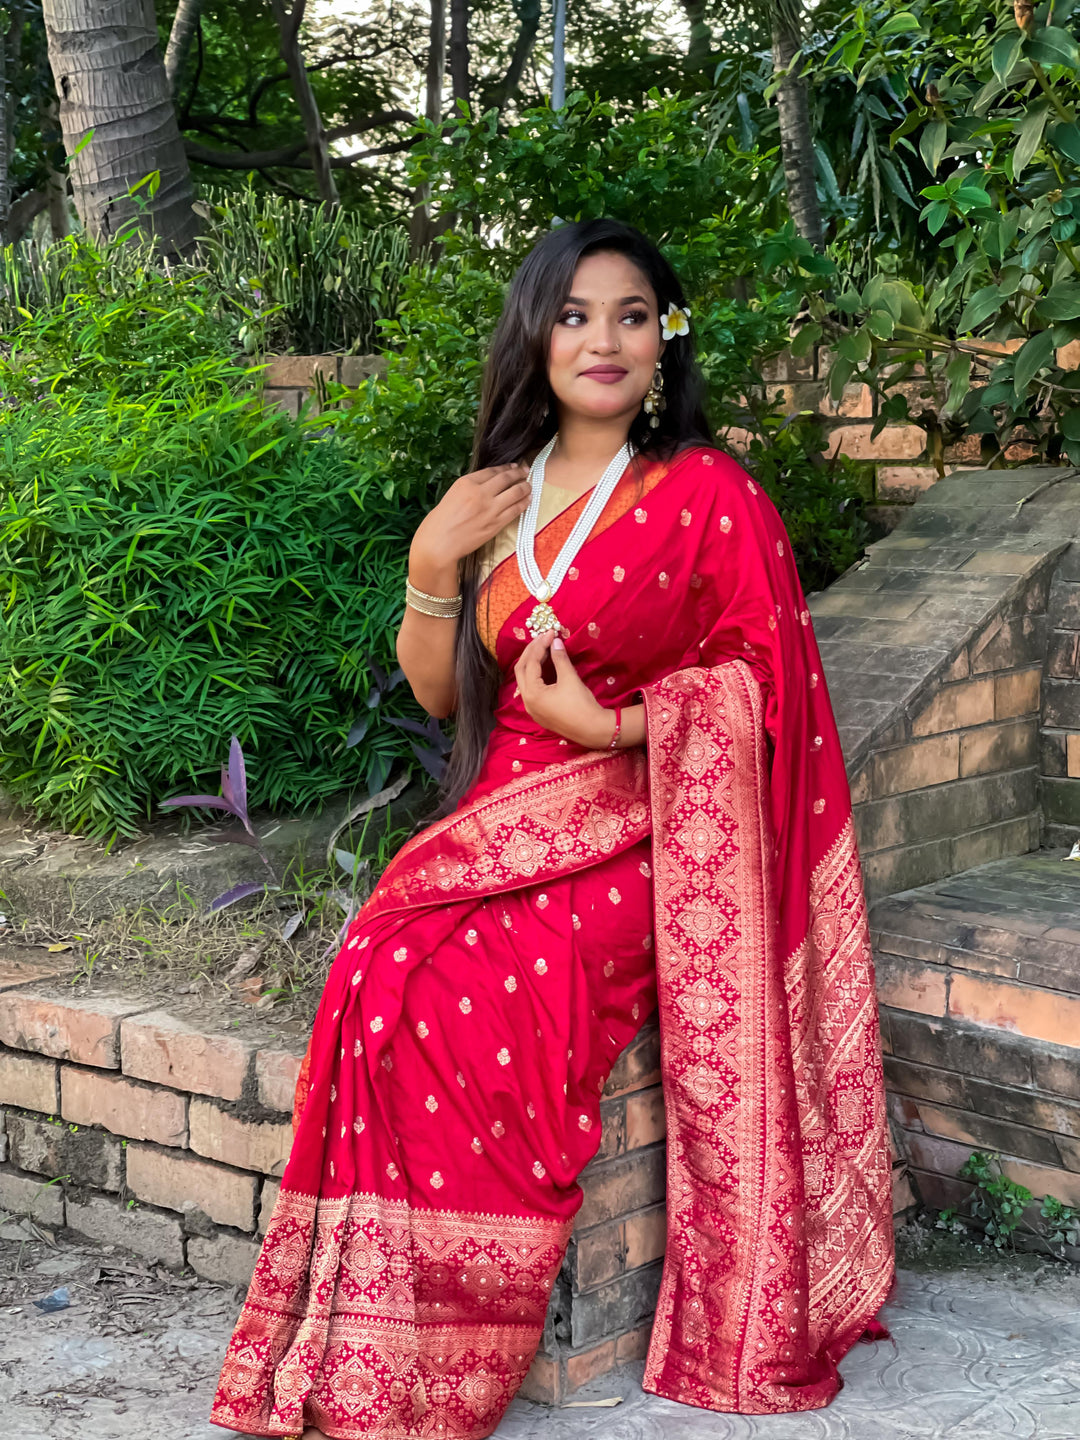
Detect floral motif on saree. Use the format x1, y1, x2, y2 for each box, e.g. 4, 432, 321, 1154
211, 447, 893, 1438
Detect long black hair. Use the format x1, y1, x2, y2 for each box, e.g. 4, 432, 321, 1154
438, 218, 712, 811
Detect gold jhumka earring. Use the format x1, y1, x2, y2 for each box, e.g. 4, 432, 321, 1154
643, 359, 666, 429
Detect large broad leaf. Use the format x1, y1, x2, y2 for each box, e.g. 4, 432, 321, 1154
828, 354, 856, 404
1014, 102, 1050, 179
1060, 406, 1080, 441
838, 329, 872, 365
958, 285, 1004, 333
790, 322, 822, 357
1027, 25, 1080, 69
1052, 121, 1080, 166
1035, 282, 1080, 321
993, 33, 1024, 83
942, 354, 972, 414
919, 120, 948, 175
160, 793, 236, 813
1013, 328, 1056, 398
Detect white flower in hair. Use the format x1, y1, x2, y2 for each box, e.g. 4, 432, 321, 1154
661, 303, 691, 340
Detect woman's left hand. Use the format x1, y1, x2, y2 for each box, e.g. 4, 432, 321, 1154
514, 631, 617, 749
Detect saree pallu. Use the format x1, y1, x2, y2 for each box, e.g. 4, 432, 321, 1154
211, 447, 894, 1438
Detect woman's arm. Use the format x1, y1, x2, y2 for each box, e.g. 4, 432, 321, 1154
396, 462, 531, 718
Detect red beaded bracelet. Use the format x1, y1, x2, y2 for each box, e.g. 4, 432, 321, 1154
608, 707, 622, 750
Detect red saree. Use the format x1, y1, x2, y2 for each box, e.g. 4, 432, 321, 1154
210, 446, 894, 1438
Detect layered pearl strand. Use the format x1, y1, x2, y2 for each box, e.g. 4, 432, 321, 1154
516, 435, 635, 637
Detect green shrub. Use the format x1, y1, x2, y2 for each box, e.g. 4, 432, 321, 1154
0, 247, 421, 840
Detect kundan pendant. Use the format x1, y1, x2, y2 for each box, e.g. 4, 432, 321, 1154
526, 600, 559, 636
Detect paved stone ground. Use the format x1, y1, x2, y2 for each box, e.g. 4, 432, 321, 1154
2, 1217, 1078, 1439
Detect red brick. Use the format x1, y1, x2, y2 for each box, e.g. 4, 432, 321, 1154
188, 1231, 261, 1289
262, 354, 338, 387
0, 993, 146, 1068
995, 668, 1041, 719
616, 1324, 653, 1363
7, 1111, 123, 1190
624, 1205, 666, 1270
61, 1066, 187, 1146
892, 1169, 917, 1215
625, 1087, 666, 1150
0, 1163, 65, 1225
828, 423, 926, 462
188, 1099, 292, 1176
254, 1049, 302, 1114
126, 1143, 258, 1230
875, 955, 948, 1017
573, 1220, 626, 1288
0, 1049, 58, 1111
578, 1147, 666, 1229
519, 1352, 558, 1404
67, 1192, 185, 1266
910, 678, 994, 737
120, 1010, 251, 1100
566, 1339, 616, 1393
948, 973, 1080, 1049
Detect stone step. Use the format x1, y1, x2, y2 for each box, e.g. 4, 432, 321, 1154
872, 849, 1080, 1221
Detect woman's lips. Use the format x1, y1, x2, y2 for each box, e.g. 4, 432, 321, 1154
580, 366, 628, 384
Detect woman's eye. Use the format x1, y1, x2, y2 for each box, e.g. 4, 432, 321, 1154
620, 309, 649, 325
558, 309, 586, 325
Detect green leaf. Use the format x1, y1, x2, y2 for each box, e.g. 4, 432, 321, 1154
1053, 121, 1080, 166
1059, 406, 1080, 440
1014, 102, 1050, 179
879, 11, 920, 35
1035, 282, 1080, 320
867, 309, 896, 340
791, 322, 822, 357
838, 329, 872, 365
924, 200, 951, 235
943, 353, 972, 414
1013, 328, 1056, 397
920, 120, 948, 175
1027, 25, 1080, 69
958, 285, 1003, 333
828, 354, 856, 403
993, 34, 1024, 83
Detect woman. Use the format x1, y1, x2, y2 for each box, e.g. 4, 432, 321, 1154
211, 219, 894, 1440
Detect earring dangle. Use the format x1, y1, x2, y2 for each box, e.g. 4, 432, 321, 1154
643, 360, 666, 429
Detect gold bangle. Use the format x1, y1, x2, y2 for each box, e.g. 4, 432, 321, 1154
407, 580, 462, 607
406, 595, 462, 619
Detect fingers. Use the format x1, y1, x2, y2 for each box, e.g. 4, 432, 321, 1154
514, 630, 555, 696
474, 462, 529, 493
548, 634, 577, 680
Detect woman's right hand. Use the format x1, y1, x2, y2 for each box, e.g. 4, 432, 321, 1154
410, 462, 531, 573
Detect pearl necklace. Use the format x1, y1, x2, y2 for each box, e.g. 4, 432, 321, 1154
516, 435, 635, 637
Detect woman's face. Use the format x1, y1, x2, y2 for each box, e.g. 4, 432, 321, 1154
547, 250, 664, 425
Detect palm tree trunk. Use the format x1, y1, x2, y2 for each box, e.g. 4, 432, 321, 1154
410, 0, 446, 255
164, 0, 203, 95
771, 5, 823, 249
41, 96, 72, 239
450, 0, 469, 110
269, 0, 339, 207
41, 0, 198, 255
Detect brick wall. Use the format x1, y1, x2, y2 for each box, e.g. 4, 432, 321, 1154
0, 988, 299, 1289
872, 858, 1080, 1226
260, 353, 384, 419
0, 983, 911, 1403
1040, 544, 1080, 847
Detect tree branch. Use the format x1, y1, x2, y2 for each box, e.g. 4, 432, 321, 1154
185, 136, 416, 171
269, 0, 338, 203
164, 0, 204, 94
484, 0, 540, 111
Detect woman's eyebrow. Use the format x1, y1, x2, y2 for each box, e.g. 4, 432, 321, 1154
563, 294, 649, 306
